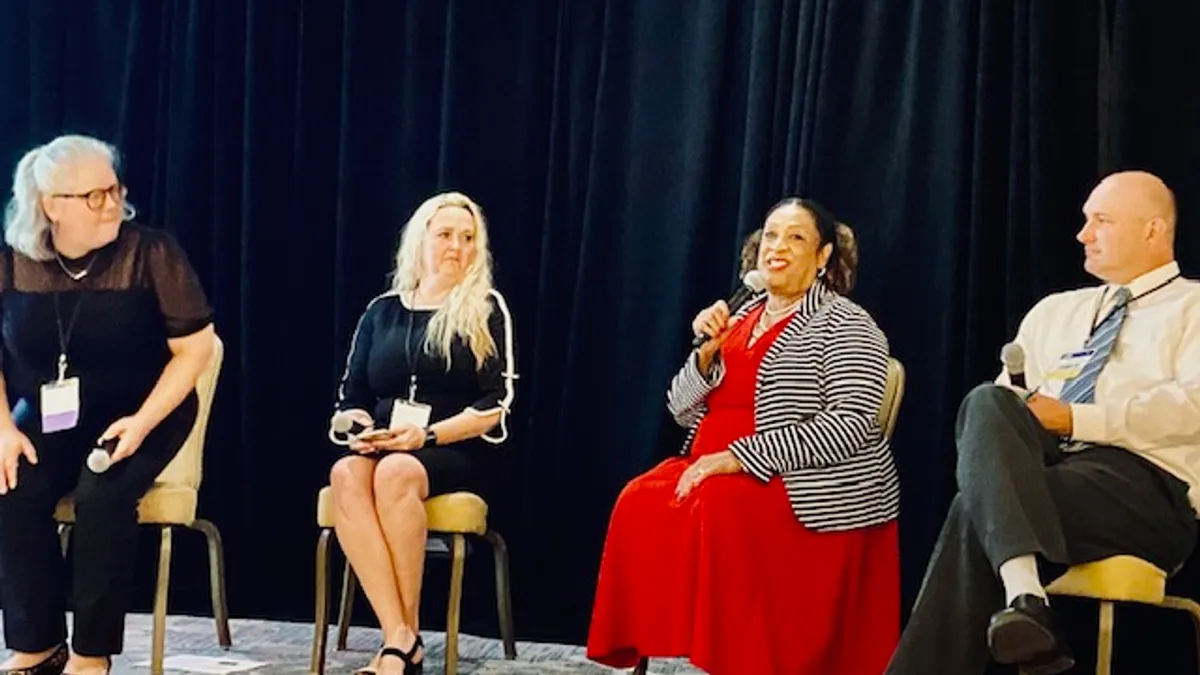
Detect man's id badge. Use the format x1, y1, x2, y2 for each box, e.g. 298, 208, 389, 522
1044, 349, 1096, 382
390, 399, 431, 430
40, 377, 80, 433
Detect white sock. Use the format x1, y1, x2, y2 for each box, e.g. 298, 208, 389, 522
999, 555, 1047, 605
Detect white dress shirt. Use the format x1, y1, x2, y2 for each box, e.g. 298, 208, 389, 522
996, 261, 1200, 512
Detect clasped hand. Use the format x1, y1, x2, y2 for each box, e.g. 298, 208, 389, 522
674, 450, 744, 501
350, 422, 425, 453
1024, 392, 1073, 437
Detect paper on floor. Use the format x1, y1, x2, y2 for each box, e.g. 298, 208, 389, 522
132, 654, 268, 673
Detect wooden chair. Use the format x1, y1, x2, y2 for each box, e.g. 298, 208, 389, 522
56, 334, 230, 675
633, 356, 907, 674
310, 488, 516, 675
1020, 555, 1200, 674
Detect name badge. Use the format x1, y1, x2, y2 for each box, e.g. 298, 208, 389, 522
390, 400, 431, 430
40, 377, 81, 433
1044, 349, 1096, 381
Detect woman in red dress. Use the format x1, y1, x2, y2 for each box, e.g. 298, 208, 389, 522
587, 198, 901, 675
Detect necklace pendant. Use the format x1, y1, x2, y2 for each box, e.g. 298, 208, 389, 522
55, 253, 93, 281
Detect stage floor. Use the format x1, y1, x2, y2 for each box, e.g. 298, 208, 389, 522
0, 614, 706, 674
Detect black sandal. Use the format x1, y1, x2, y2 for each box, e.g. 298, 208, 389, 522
380, 635, 424, 675
0, 644, 68, 675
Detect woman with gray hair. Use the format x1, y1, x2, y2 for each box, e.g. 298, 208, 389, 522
0, 135, 215, 675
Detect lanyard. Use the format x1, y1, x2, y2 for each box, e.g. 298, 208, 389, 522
50, 252, 99, 382
52, 291, 85, 382
404, 303, 419, 403
1087, 274, 1181, 334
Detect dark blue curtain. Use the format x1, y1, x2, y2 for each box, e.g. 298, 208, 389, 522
2, 0, 1199, 669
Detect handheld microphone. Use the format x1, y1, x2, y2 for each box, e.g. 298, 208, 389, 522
86, 438, 118, 474
329, 410, 373, 446
1000, 342, 1026, 389
692, 270, 767, 347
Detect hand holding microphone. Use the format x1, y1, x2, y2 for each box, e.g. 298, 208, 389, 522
329, 409, 375, 447
90, 416, 152, 473
692, 270, 766, 348
1000, 342, 1027, 390
692, 301, 732, 343
87, 438, 118, 474
1000, 341, 1039, 402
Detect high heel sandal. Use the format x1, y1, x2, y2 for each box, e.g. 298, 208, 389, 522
379, 634, 424, 675
0, 644, 68, 675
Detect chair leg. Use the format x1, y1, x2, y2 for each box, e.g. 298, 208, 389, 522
632, 657, 648, 675
152, 526, 174, 675
445, 534, 467, 675
483, 530, 516, 659
1159, 595, 1200, 672
189, 519, 232, 648
336, 558, 357, 651
1095, 601, 1114, 675
311, 529, 334, 675
57, 523, 72, 557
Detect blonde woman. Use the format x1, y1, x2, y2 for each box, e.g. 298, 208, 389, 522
327, 192, 517, 675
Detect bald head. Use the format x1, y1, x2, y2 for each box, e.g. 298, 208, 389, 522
1100, 170, 1176, 230
1077, 171, 1177, 284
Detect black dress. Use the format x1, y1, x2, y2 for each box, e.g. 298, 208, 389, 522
0, 223, 213, 656
333, 290, 517, 500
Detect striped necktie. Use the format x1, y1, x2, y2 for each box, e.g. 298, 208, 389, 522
1058, 286, 1132, 404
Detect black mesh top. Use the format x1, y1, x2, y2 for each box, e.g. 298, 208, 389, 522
0, 223, 212, 415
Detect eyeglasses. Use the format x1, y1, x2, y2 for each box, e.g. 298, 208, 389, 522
51, 183, 127, 212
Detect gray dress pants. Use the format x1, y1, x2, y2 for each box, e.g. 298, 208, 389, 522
885, 384, 1196, 675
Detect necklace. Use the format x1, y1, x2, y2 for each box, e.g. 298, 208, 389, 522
752, 296, 802, 342
764, 295, 803, 317
55, 252, 97, 282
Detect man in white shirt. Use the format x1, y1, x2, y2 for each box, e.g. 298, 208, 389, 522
886, 171, 1200, 675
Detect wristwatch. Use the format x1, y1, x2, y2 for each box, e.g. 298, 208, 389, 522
423, 428, 438, 448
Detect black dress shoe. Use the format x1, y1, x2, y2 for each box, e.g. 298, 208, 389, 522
987, 594, 1075, 675
0, 644, 68, 675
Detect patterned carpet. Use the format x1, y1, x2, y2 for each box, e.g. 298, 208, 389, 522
0, 614, 706, 674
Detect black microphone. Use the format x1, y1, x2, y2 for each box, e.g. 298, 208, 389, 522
692, 270, 767, 347
1000, 342, 1026, 389
86, 438, 118, 474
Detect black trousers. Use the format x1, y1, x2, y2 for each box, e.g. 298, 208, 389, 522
886, 384, 1197, 675
0, 394, 194, 656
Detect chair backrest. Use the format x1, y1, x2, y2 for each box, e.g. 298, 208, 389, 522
156, 333, 224, 489
877, 357, 905, 440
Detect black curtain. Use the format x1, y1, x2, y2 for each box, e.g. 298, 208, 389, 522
3, 0, 1200, 669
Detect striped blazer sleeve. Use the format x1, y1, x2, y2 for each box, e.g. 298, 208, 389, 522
729, 312, 889, 479
666, 351, 726, 429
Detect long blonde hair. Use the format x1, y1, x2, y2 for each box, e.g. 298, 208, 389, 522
390, 192, 497, 369
4, 134, 135, 261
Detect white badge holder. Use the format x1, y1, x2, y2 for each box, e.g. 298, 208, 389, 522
41, 354, 80, 433
390, 375, 431, 429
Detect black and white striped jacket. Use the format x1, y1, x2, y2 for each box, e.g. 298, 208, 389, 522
667, 281, 900, 531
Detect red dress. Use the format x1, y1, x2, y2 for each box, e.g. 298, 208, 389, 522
587, 305, 900, 675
